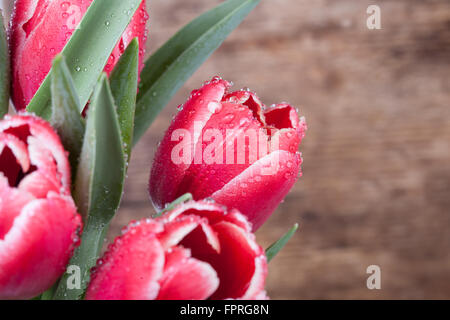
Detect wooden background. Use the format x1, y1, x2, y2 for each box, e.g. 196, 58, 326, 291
107, 0, 450, 299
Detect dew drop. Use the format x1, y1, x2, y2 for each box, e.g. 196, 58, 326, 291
60, 2, 70, 10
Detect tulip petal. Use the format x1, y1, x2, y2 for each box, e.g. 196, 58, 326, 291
162, 200, 227, 222
0, 193, 81, 300
240, 256, 268, 300
0, 115, 71, 193
8, 0, 40, 108
207, 221, 266, 300
223, 209, 253, 233
105, 3, 148, 76
158, 214, 220, 254
10, 0, 91, 109
86, 221, 165, 300
0, 175, 34, 240
0, 132, 30, 173
157, 217, 201, 249
157, 247, 219, 300
167, 200, 252, 233
27, 136, 63, 188
0, 132, 30, 186
223, 90, 266, 125
149, 78, 231, 209
264, 103, 299, 130
211, 150, 302, 230
18, 170, 61, 198
265, 104, 307, 153
162, 201, 254, 254
175, 90, 269, 200
177, 100, 268, 200
179, 221, 221, 257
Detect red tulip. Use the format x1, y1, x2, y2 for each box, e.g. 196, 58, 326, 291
9, 0, 149, 110
86, 200, 267, 300
149, 77, 307, 231
0, 115, 82, 299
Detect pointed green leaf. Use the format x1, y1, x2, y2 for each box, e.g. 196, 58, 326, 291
266, 224, 299, 262
50, 55, 85, 173
54, 74, 125, 300
155, 193, 193, 218
26, 0, 142, 118
133, 0, 261, 145
0, 12, 10, 118
110, 39, 139, 159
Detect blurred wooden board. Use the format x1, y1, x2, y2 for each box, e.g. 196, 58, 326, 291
109, 0, 450, 299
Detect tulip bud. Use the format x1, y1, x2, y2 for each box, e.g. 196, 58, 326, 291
9, 0, 149, 110
149, 77, 307, 230
0, 114, 82, 299
86, 200, 267, 300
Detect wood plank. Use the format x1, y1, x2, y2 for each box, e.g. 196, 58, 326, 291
108, 0, 450, 299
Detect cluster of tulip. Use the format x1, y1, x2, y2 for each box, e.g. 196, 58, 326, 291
0, 0, 306, 300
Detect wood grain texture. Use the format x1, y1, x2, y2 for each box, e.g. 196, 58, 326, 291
108, 0, 450, 299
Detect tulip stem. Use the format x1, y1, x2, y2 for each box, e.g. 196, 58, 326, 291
53, 219, 110, 300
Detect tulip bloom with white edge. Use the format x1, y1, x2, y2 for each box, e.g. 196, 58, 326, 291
149, 77, 307, 231
86, 200, 267, 300
0, 115, 82, 300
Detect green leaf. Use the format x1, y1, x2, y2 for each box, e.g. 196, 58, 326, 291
26, 0, 142, 118
53, 74, 125, 300
155, 193, 193, 218
266, 224, 299, 262
110, 39, 139, 160
133, 0, 261, 145
50, 55, 85, 174
39, 285, 57, 300
0, 12, 10, 118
